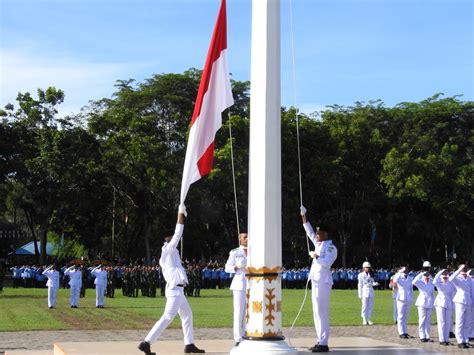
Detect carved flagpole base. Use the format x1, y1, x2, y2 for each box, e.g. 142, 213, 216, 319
230, 339, 297, 355
230, 267, 297, 354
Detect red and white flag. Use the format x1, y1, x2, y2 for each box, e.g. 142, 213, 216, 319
180, 0, 234, 204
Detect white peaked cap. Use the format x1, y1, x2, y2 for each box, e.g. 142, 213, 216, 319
422, 261, 431, 268
362, 261, 371, 268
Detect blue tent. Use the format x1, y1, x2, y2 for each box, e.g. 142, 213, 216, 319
10, 241, 55, 256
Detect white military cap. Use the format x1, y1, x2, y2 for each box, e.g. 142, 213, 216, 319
362, 261, 371, 268
422, 261, 431, 268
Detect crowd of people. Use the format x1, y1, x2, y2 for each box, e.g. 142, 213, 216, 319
5, 262, 394, 293
2, 211, 473, 354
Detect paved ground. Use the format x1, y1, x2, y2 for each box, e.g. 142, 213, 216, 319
0, 325, 467, 354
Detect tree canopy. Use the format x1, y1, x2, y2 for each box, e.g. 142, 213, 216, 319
1, 72, 472, 267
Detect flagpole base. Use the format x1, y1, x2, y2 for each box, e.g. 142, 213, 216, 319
230, 339, 297, 355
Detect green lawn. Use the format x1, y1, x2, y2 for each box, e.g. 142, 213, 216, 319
0, 287, 427, 332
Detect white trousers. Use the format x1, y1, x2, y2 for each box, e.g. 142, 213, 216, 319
361, 297, 374, 321
95, 285, 105, 306
396, 299, 412, 335
470, 305, 474, 338
70, 285, 81, 306
233, 290, 246, 342
417, 306, 432, 339
145, 288, 194, 345
48, 286, 58, 308
311, 281, 332, 346
454, 302, 470, 344
392, 298, 398, 322
435, 306, 452, 343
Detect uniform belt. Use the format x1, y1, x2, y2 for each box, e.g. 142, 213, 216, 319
177, 284, 185, 287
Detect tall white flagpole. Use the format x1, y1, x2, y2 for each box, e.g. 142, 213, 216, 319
231, 0, 296, 353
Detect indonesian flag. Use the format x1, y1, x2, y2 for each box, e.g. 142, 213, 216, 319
180, 0, 234, 204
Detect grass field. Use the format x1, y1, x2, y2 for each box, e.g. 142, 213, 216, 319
0, 287, 428, 332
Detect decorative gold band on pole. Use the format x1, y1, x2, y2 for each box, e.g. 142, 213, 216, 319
246, 266, 281, 283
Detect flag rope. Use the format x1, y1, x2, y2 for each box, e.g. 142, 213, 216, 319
287, 0, 313, 344
227, 110, 241, 240
289, 0, 304, 213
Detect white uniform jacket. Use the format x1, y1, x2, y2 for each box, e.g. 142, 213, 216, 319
412, 273, 435, 309
91, 268, 107, 286
64, 267, 82, 287
160, 223, 188, 293
393, 272, 414, 302
43, 268, 60, 288
449, 269, 472, 306
225, 246, 247, 291
303, 222, 337, 285
358, 272, 375, 298
433, 269, 455, 309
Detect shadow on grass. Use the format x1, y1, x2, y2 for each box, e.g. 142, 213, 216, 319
96, 306, 165, 309
0, 294, 44, 299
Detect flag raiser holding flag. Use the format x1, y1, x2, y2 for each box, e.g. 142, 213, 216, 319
180, 0, 234, 207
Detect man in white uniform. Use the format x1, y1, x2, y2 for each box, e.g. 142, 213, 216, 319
449, 264, 472, 349
389, 273, 398, 323
91, 265, 107, 308
301, 207, 338, 353
393, 266, 414, 339
358, 261, 377, 325
412, 270, 435, 342
225, 233, 248, 346
138, 206, 205, 354
469, 269, 474, 341
42, 264, 60, 309
64, 264, 82, 308
433, 268, 455, 345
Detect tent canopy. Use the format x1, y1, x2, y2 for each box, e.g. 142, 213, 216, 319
10, 241, 54, 256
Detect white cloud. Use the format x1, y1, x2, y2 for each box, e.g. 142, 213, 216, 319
0, 46, 149, 117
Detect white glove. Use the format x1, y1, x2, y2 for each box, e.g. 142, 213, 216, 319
178, 203, 188, 217
309, 251, 316, 259
373, 282, 379, 287
236, 260, 246, 269
300, 205, 307, 216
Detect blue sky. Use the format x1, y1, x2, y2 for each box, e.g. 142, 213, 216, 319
1, 0, 472, 117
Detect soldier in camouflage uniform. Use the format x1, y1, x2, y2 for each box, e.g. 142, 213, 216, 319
132, 266, 140, 298
193, 265, 202, 297
149, 267, 158, 298
80, 265, 87, 298
106, 266, 115, 298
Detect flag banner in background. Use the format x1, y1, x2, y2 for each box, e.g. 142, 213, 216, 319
180, 0, 234, 204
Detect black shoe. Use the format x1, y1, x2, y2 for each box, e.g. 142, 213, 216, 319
235, 342, 240, 347
308, 342, 320, 350
449, 331, 455, 338
138, 341, 155, 355
420, 338, 427, 342
464, 343, 472, 348
399, 334, 408, 339
458, 343, 469, 349
440, 342, 448, 346
312, 345, 329, 353
184, 343, 205, 353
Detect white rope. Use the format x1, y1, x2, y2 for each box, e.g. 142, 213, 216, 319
288, 277, 311, 347
287, 1, 314, 344
227, 111, 241, 238
289, 0, 304, 209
